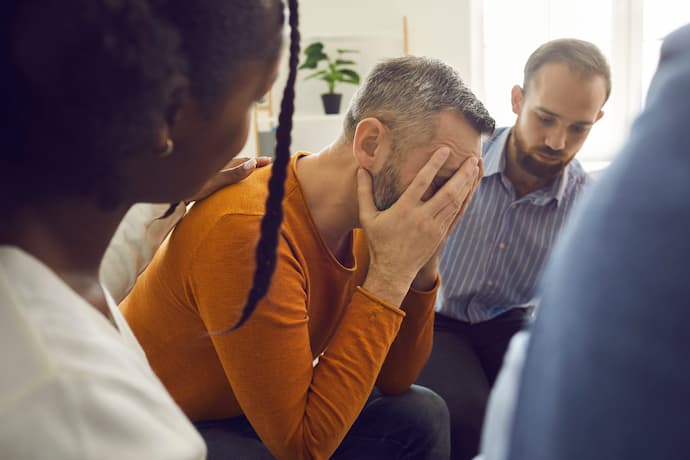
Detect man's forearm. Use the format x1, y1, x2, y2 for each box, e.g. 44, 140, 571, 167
376, 284, 438, 394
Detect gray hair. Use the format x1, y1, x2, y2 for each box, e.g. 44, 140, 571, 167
343, 56, 495, 153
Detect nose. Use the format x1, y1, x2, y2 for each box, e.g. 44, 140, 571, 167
545, 126, 566, 151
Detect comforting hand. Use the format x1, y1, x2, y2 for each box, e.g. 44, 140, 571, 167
186, 156, 272, 203
358, 147, 480, 305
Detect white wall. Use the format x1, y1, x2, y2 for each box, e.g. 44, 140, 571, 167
239, 0, 475, 157
400, 0, 474, 82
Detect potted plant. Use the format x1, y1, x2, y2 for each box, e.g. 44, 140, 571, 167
299, 41, 361, 114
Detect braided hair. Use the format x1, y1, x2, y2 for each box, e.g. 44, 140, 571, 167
233, 0, 300, 329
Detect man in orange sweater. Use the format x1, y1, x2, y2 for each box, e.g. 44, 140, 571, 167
122, 56, 495, 460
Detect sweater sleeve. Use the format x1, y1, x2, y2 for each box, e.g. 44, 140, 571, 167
376, 278, 439, 394
189, 214, 407, 460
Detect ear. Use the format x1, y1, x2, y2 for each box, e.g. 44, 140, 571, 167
595, 110, 605, 123
155, 123, 171, 153
351, 118, 392, 174
164, 80, 190, 144
511, 85, 524, 116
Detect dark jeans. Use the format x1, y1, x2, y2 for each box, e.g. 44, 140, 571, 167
416, 309, 528, 460
195, 385, 450, 459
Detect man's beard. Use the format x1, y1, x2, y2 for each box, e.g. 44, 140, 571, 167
372, 159, 401, 211
513, 128, 569, 180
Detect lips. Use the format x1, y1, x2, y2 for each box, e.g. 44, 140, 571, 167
532, 151, 562, 163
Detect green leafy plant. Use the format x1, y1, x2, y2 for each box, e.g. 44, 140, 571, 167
298, 41, 361, 94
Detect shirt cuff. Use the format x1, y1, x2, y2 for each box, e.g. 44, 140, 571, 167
355, 286, 407, 318
408, 275, 440, 295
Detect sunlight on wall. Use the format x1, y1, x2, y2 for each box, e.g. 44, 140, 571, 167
641, 0, 690, 104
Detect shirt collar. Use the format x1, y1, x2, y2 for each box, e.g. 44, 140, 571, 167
482, 127, 571, 206
482, 127, 510, 178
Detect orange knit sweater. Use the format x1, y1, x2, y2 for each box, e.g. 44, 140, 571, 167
121, 153, 438, 460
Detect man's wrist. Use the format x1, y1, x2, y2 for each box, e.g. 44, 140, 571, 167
411, 258, 439, 291
411, 268, 438, 291
363, 266, 415, 307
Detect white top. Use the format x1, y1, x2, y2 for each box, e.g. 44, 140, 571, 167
101, 202, 186, 303
0, 203, 205, 459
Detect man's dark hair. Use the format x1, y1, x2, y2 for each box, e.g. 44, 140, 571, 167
523, 38, 612, 102
3, 0, 185, 207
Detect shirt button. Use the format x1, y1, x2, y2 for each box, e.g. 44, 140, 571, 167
499, 242, 506, 249
487, 280, 493, 286
511, 204, 518, 209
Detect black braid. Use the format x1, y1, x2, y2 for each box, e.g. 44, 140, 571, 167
232, 0, 300, 330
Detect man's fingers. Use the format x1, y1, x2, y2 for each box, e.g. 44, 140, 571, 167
455, 166, 482, 217
441, 160, 482, 233
356, 168, 378, 222
425, 156, 479, 217
430, 161, 481, 241
397, 147, 451, 206
447, 192, 471, 233
436, 204, 459, 232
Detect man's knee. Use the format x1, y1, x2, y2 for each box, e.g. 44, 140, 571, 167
447, 387, 489, 426
393, 385, 450, 436
334, 386, 450, 459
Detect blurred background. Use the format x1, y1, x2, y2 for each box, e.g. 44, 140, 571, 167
243, 0, 690, 173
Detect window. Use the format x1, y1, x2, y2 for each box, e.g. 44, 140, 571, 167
641, 0, 690, 103
475, 0, 690, 163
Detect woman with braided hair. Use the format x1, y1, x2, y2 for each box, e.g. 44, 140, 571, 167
0, 0, 298, 458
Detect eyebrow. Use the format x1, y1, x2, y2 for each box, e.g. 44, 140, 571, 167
535, 106, 595, 127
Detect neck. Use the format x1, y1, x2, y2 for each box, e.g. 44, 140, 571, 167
295, 141, 360, 258
504, 129, 552, 198
1, 200, 129, 317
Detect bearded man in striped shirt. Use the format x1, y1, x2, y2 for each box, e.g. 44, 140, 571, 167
417, 38, 611, 460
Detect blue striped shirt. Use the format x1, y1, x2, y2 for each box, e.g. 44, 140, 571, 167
436, 127, 590, 323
